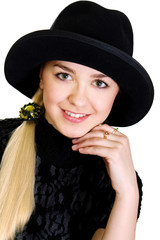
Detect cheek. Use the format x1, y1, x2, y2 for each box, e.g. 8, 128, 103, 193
93, 91, 118, 122
95, 94, 116, 113
42, 83, 58, 105
42, 82, 68, 108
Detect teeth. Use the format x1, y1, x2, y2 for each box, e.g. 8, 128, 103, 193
65, 110, 86, 118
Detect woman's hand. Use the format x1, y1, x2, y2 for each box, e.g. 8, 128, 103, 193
72, 124, 139, 240
72, 124, 138, 197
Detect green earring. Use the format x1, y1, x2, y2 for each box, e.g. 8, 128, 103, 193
19, 102, 41, 120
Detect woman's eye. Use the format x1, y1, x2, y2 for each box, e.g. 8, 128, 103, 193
56, 73, 72, 80
93, 80, 108, 88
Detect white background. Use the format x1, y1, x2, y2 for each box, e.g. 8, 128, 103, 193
0, 0, 159, 239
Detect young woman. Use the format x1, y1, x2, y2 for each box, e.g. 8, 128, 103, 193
0, 1, 154, 240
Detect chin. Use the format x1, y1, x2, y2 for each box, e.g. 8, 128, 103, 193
61, 128, 89, 139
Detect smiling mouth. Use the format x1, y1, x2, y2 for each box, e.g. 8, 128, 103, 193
65, 110, 87, 119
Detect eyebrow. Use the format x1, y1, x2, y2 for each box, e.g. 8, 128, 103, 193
90, 73, 108, 78
53, 63, 108, 78
53, 63, 75, 74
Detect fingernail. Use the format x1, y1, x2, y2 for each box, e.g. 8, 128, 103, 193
72, 145, 77, 150
72, 138, 78, 143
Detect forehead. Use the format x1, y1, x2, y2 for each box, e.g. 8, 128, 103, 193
45, 60, 109, 77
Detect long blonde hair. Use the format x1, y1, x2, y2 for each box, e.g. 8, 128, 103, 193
0, 88, 43, 240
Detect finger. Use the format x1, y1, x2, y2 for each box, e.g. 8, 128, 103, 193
72, 137, 119, 151
91, 125, 129, 147
78, 145, 112, 159
72, 130, 105, 143
92, 124, 122, 135
72, 125, 121, 144
72, 127, 124, 146
105, 131, 127, 142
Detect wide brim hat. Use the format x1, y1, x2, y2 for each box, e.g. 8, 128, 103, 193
4, 1, 154, 127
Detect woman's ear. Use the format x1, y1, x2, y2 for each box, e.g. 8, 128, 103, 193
39, 68, 44, 89
39, 79, 43, 89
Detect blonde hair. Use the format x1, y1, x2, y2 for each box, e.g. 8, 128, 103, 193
0, 88, 43, 240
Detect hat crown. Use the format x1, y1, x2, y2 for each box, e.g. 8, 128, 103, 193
51, 1, 133, 55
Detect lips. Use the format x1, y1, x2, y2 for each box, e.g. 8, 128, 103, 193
62, 109, 90, 123
65, 110, 87, 119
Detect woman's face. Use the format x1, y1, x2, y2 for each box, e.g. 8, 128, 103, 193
40, 60, 119, 138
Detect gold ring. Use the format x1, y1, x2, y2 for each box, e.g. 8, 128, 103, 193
112, 128, 118, 134
104, 131, 109, 139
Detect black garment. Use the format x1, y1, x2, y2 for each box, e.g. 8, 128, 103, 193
0, 116, 142, 240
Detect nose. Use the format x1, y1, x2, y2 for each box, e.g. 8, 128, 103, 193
68, 84, 87, 107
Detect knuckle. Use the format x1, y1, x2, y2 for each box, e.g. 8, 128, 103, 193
121, 135, 129, 145
91, 146, 98, 154
92, 137, 99, 144
116, 142, 123, 151
84, 147, 90, 153
102, 123, 109, 128
83, 146, 97, 155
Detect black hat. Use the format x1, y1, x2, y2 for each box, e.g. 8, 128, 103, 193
4, 1, 154, 127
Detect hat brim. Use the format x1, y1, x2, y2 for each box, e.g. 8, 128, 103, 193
4, 29, 154, 126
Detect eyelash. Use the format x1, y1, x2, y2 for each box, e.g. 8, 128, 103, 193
55, 72, 108, 88
92, 80, 108, 88
56, 72, 72, 80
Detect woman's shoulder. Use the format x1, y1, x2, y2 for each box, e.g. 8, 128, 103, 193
0, 118, 23, 160
0, 117, 23, 137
